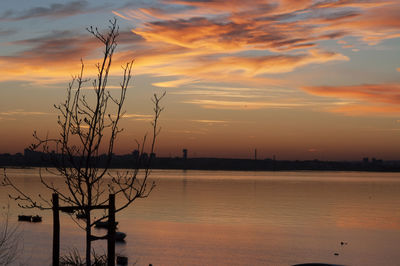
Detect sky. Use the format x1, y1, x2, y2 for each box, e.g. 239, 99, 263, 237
0, 0, 400, 160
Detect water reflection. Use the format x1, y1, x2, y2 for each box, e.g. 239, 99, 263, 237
1, 169, 400, 265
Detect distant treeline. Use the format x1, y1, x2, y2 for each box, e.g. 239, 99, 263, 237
1, 149, 399, 172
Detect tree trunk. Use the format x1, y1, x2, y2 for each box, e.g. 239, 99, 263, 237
86, 208, 91, 266
52, 193, 60, 266
107, 194, 116, 266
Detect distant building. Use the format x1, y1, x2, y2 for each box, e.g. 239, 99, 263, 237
183, 149, 187, 160
372, 158, 383, 164
141, 152, 148, 159
132, 150, 139, 160
24, 148, 43, 164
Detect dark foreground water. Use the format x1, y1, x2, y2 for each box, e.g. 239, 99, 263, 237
1, 168, 400, 265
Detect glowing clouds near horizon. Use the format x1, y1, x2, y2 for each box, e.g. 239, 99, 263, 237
303, 84, 400, 115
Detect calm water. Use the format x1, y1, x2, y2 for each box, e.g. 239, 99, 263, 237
1, 168, 400, 265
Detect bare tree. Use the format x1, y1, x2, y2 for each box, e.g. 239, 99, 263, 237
0, 205, 20, 265
2, 19, 164, 265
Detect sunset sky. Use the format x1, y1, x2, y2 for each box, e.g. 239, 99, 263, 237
1, 0, 400, 160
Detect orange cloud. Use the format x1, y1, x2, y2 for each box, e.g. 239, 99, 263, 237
317, 3, 400, 44
152, 77, 198, 88
133, 17, 253, 51
137, 49, 347, 80
0, 30, 143, 83
313, 0, 394, 9
123, 113, 153, 120
303, 84, 400, 104
214, 49, 348, 75
164, 0, 269, 12
129, 0, 400, 54
303, 83, 400, 115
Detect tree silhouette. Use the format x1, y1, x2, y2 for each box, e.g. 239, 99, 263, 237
0, 206, 20, 266
2, 19, 164, 265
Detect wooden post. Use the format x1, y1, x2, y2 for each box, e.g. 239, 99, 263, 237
52, 193, 60, 266
107, 194, 116, 266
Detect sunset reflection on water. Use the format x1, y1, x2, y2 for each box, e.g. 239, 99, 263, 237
1, 169, 400, 265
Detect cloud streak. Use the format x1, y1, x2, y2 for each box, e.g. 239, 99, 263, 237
0, 109, 51, 121
0, 29, 143, 83
303, 84, 400, 105
303, 83, 400, 115
0, 28, 16, 36
184, 99, 305, 110
0, 1, 102, 21
191, 119, 228, 124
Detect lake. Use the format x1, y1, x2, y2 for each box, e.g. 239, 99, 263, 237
1, 168, 400, 265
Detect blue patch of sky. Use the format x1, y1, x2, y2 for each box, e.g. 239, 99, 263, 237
0, 1, 143, 56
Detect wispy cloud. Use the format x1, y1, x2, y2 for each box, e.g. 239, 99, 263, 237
317, 3, 400, 45
171, 89, 259, 98
303, 84, 400, 105
191, 119, 228, 124
0, 28, 17, 37
0, 109, 51, 120
0, 30, 142, 83
167, 129, 208, 135
0, 1, 103, 21
152, 77, 199, 88
0, 110, 50, 116
184, 99, 304, 110
123, 113, 153, 121
302, 83, 400, 115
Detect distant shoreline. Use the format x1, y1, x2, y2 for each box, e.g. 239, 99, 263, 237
1, 152, 399, 172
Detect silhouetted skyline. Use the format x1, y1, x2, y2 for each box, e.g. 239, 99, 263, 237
1, 150, 397, 172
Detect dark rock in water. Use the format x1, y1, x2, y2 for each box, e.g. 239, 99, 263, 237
334, 253, 339, 256
116, 255, 128, 265
18, 215, 32, 222
31, 215, 42, 223
94, 220, 118, 229
115, 232, 126, 242
18, 215, 42, 222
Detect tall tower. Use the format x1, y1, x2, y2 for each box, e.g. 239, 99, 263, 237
183, 149, 188, 160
